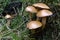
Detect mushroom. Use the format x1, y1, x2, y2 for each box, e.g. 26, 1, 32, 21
33, 3, 50, 10
36, 10, 53, 29
25, 6, 37, 21
4, 14, 12, 30
27, 21, 42, 34
5, 14, 12, 19
27, 21, 42, 29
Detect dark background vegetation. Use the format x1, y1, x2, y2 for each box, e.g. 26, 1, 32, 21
0, 0, 60, 40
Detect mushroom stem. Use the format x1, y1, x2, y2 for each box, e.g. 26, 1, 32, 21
6, 19, 11, 30
36, 17, 39, 21
42, 17, 46, 29
29, 13, 32, 21
36, 17, 41, 22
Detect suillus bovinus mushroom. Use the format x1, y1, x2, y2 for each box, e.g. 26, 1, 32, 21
25, 6, 37, 21
36, 10, 53, 29
27, 21, 42, 29
33, 3, 50, 10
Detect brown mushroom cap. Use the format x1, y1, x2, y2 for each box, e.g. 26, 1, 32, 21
33, 3, 50, 9
36, 10, 53, 17
25, 6, 37, 13
27, 21, 42, 29
5, 14, 12, 19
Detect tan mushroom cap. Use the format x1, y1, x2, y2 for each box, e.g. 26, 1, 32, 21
25, 6, 37, 13
33, 3, 50, 9
5, 14, 12, 19
36, 10, 53, 17
27, 21, 42, 29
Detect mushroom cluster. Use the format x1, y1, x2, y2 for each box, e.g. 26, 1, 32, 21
25, 3, 53, 30
25, 6, 42, 30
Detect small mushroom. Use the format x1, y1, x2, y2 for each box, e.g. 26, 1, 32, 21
33, 3, 50, 10
27, 21, 42, 34
27, 21, 42, 29
36, 10, 53, 29
5, 14, 12, 19
4, 14, 12, 30
25, 6, 37, 21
